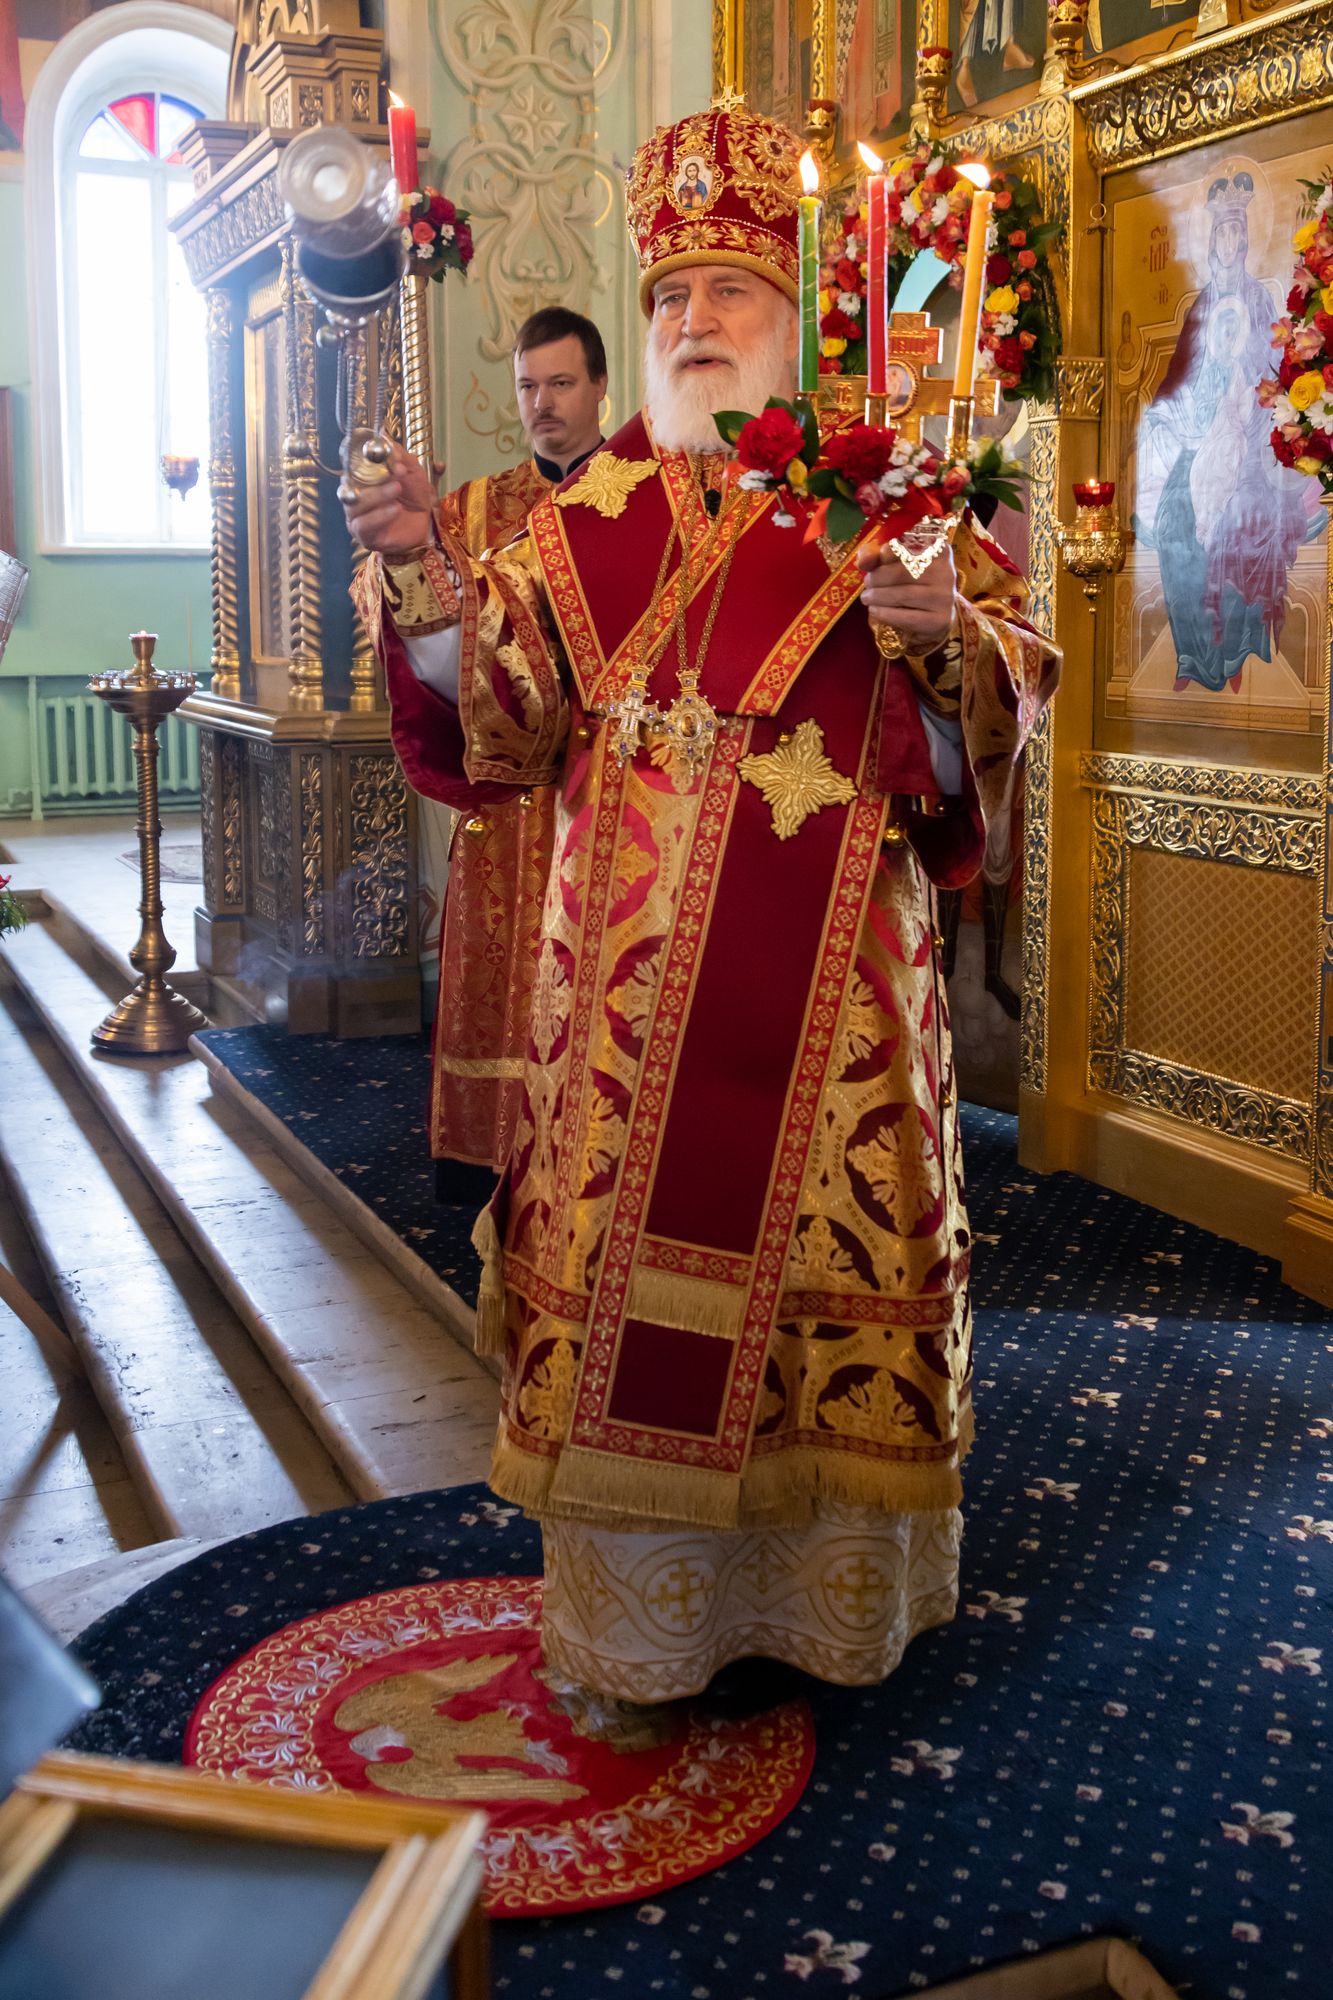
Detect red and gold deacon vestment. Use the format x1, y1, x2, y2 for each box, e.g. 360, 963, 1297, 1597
357, 414, 1060, 1698
428, 458, 555, 1174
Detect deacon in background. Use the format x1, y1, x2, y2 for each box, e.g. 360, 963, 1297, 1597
347, 107, 1060, 1717
429, 308, 607, 1200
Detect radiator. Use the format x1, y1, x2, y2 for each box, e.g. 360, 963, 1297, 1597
35, 692, 200, 813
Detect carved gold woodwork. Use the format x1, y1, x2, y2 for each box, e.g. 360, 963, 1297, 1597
1312, 497, 1333, 1201
172, 6, 421, 1036
1084, 755, 1318, 1165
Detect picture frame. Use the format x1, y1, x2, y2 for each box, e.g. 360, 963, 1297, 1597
0, 1750, 488, 2000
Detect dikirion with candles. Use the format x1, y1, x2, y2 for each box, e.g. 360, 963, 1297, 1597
337, 104, 1061, 1717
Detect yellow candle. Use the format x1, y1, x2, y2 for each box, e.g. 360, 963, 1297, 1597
952, 163, 993, 400
798, 149, 822, 396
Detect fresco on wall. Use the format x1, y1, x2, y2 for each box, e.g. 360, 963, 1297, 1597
1105, 125, 1328, 748
947, 0, 1045, 115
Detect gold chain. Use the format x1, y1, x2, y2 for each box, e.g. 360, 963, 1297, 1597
604, 465, 753, 788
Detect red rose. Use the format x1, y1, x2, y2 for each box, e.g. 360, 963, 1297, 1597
736, 405, 808, 478
885, 192, 903, 224
1016, 248, 1037, 270
1289, 284, 1311, 314
1303, 428, 1333, 462
992, 188, 1013, 210
856, 481, 887, 520
1270, 426, 1299, 467
1017, 280, 1033, 301
1018, 330, 1037, 350
1323, 363, 1333, 390
1007, 229, 1027, 249
1279, 353, 1302, 389
836, 258, 861, 293
428, 193, 456, 225
934, 165, 959, 191
454, 222, 474, 259
1316, 310, 1333, 344
992, 336, 1024, 375
987, 252, 1012, 285
821, 306, 858, 342
411, 220, 434, 245
825, 422, 895, 487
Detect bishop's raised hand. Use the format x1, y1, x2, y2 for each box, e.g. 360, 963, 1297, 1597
856, 537, 958, 655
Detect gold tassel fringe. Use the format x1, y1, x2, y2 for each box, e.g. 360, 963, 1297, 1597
623, 1266, 749, 1340
470, 1205, 508, 1356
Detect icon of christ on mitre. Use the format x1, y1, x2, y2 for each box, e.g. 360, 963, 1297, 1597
345, 104, 1061, 1712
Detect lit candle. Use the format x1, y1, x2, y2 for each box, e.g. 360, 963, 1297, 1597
1073, 480, 1115, 509
387, 91, 418, 196
951, 161, 993, 400
798, 149, 822, 397
857, 143, 887, 400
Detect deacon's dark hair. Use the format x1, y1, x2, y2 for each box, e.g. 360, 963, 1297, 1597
513, 308, 608, 384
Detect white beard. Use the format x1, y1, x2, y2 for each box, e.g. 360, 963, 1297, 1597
643, 306, 797, 454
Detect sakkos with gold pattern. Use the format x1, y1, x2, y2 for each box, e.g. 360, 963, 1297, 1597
354, 103, 1061, 1706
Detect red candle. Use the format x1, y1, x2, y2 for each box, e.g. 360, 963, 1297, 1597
858, 143, 887, 399
1073, 479, 1115, 507
387, 93, 418, 195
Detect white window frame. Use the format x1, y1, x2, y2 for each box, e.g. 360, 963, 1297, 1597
24, 2, 230, 555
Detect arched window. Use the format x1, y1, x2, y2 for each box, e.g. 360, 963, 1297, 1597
25, 4, 230, 553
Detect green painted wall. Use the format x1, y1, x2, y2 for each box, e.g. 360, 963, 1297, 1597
0, 170, 212, 814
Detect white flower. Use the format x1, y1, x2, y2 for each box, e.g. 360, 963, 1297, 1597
738, 468, 775, 491
931, 195, 951, 228
837, 290, 863, 316
773, 509, 796, 528
1272, 395, 1298, 427
437, 222, 455, 244
415, 242, 433, 261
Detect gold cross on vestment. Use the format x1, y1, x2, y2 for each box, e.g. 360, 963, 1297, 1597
884, 311, 1001, 444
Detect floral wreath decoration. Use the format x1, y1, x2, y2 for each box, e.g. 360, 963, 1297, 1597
818, 140, 1059, 405
1259, 170, 1333, 493
401, 185, 475, 283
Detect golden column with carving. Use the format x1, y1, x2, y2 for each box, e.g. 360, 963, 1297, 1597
281, 238, 324, 708
1288, 494, 1333, 1303
913, 0, 952, 135
205, 288, 242, 701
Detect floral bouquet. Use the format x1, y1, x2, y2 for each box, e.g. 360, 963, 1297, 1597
401, 187, 475, 283
1258, 171, 1333, 492
0, 871, 27, 941
817, 144, 1058, 403
715, 399, 1024, 544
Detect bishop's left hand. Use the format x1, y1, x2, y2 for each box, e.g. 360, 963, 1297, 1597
857, 538, 958, 654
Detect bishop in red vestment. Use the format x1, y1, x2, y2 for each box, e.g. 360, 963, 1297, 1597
348, 107, 1060, 1707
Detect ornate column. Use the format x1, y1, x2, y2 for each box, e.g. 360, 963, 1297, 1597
912, 0, 951, 136
280, 238, 324, 708
1287, 496, 1333, 1303
205, 288, 242, 701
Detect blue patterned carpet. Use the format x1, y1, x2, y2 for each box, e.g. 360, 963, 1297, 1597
101, 1027, 1329, 1998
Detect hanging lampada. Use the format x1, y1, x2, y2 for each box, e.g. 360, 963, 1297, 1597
160, 454, 200, 498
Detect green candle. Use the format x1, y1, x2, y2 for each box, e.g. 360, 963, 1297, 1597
798, 149, 822, 396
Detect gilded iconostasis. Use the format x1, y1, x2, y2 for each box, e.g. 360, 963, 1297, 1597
727, 0, 1333, 1302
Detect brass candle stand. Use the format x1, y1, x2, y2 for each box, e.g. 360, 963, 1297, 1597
1054, 480, 1133, 603
88, 632, 209, 1055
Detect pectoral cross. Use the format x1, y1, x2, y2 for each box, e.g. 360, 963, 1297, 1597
882, 311, 1002, 444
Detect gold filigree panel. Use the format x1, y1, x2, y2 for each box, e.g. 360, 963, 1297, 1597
1087, 762, 1318, 1162
1123, 848, 1317, 1104
1075, 3, 1333, 172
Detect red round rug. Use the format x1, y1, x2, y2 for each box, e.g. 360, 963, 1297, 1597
185, 1576, 814, 1918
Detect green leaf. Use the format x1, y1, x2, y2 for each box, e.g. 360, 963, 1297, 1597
825, 491, 864, 543
713, 409, 753, 445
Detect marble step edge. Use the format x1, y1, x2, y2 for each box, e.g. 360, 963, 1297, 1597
0, 981, 353, 1544
2, 928, 484, 1501
34, 883, 212, 1010
188, 1034, 494, 1382
0, 1106, 182, 1546
23, 1535, 230, 1645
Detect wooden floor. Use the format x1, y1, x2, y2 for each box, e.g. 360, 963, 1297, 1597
0, 816, 499, 1641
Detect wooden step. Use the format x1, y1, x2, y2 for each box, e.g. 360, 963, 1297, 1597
1, 922, 498, 1504
0, 979, 355, 1542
